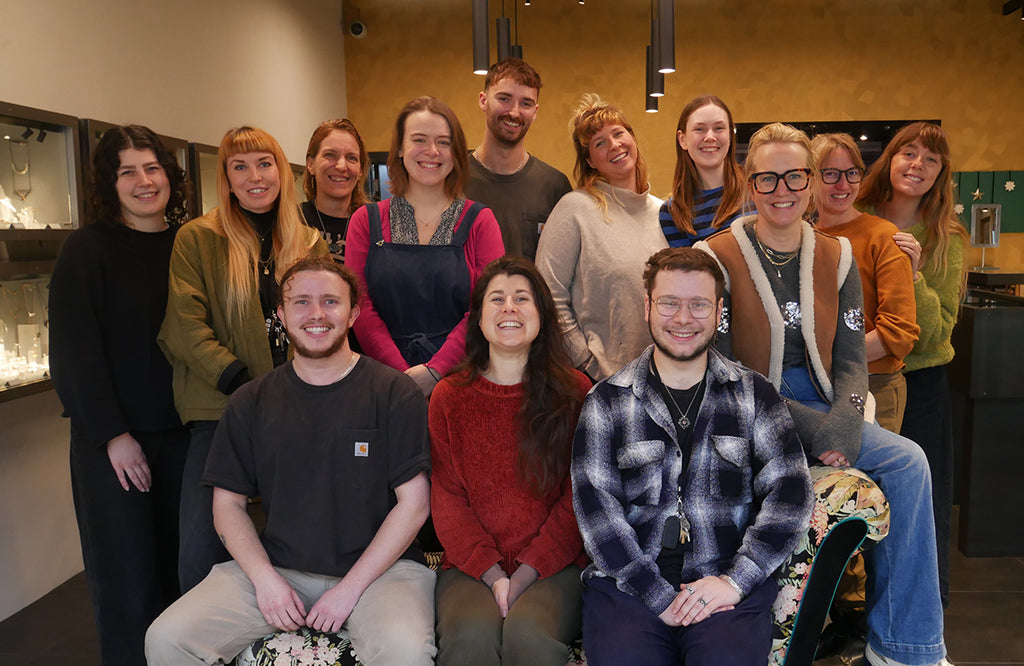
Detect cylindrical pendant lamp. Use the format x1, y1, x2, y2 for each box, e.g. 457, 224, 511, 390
473, 0, 489, 75
645, 47, 659, 112
657, 0, 675, 73
497, 17, 511, 61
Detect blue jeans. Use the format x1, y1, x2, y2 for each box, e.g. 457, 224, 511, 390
781, 367, 945, 665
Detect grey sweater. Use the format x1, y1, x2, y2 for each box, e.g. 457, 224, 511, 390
536, 181, 667, 380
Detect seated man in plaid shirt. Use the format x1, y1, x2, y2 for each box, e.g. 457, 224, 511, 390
571, 247, 814, 664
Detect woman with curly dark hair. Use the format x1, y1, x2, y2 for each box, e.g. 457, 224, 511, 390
49, 125, 192, 666
430, 256, 590, 665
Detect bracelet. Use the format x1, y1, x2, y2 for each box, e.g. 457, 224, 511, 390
426, 366, 441, 382
719, 575, 744, 599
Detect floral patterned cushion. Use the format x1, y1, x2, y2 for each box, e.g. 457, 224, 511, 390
236, 468, 887, 666
768, 465, 890, 665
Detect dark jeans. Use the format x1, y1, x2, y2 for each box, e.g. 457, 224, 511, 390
178, 420, 231, 593
70, 425, 189, 666
900, 365, 953, 608
581, 576, 777, 666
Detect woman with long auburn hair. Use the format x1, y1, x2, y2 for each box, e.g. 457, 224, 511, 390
430, 256, 590, 665
535, 94, 666, 381
159, 125, 326, 592
660, 95, 746, 247
858, 121, 967, 608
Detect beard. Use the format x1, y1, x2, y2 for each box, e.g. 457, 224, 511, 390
286, 324, 349, 360
649, 319, 714, 363
487, 114, 531, 149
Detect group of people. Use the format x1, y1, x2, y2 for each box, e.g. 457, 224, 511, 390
47, 56, 965, 666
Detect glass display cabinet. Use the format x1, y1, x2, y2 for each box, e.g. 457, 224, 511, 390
187, 142, 219, 215
0, 101, 83, 401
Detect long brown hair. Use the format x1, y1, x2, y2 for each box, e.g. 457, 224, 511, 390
858, 122, 967, 283
303, 118, 370, 215
455, 256, 585, 497
569, 93, 649, 214
208, 126, 318, 322
668, 95, 744, 235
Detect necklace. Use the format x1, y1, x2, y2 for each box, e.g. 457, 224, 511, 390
473, 149, 529, 175
10, 140, 31, 200
335, 352, 359, 382
662, 373, 705, 430
312, 205, 345, 255
754, 229, 799, 278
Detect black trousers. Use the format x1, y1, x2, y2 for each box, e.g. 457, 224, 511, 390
70, 425, 189, 666
177, 420, 231, 594
900, 365, 953, 608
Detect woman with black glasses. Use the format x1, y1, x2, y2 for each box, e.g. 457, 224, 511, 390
695, 123, 949, 666
811, 133, 918, 433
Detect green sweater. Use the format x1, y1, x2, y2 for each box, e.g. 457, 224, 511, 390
158, 210, 326, 422
905, 222, 965, 372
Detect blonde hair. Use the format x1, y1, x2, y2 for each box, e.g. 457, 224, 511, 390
209, 126, 318, 322
569, 93, 648, 214
858, 122, 967, 285
810, 133, 866, 174
744, 123, 816, 217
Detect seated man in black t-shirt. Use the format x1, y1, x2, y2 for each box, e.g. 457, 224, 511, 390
146, 255, 435, 666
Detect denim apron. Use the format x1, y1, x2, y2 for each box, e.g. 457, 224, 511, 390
364, 200, 484, 366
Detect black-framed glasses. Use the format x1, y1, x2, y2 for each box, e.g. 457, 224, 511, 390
749, 168, 812, 194
653, 297, 715, 319
820, 167, 863, 185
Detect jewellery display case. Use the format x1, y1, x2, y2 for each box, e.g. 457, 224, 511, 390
0, 102, 83, 401
290, 162, 305, 204
187, 142, 219, 215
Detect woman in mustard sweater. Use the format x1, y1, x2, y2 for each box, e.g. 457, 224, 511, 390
858, 122, 967, 608
430, 256, 590, 666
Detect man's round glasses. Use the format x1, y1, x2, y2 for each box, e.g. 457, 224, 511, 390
749, 168, 812, 194
653, 297, 715, 319
819, 168, 863, 185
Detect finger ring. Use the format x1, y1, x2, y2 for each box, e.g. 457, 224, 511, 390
685, 585, 695, 595
698, 598, 708, 607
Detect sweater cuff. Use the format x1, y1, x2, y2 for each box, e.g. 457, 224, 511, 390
217, 360, 250, 395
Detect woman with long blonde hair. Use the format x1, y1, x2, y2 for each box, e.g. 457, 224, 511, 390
159, 125, 326, 592
535, 94, 666, 380
858, 121, 967, 608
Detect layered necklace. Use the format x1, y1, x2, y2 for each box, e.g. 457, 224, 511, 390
754, 227, 799, 278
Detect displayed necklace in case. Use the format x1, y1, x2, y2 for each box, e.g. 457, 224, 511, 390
9, 140, 32, 201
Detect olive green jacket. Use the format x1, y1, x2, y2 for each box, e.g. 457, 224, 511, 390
158, 210, 326, 422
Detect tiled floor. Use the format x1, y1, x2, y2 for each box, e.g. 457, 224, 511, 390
0, 508, 1021, 665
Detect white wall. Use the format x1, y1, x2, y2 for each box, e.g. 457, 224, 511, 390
0, 0, 348, 621
0, 0, 349, 161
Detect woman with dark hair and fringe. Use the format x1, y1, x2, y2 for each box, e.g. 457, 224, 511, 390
659, 95, 747, 248
301, 118, 371, 263
158, 125, 326, 593
345, 96, 504, 397
49, 125, 192, 665
535, 94, 666, 381
430, 256, 590, 666
858, 122, 967, 608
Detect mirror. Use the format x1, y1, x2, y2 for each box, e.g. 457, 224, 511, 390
971, 203, 1001, 248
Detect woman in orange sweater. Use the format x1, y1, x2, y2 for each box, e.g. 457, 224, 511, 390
429, 256, 590, 666
811, 133, 919, 433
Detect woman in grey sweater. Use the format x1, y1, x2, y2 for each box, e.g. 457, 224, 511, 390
535, 94, 666, 381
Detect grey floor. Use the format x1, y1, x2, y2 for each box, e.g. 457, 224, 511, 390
0, 508, 1021, 665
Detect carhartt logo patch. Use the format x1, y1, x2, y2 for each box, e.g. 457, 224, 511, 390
355, 441, 369, 457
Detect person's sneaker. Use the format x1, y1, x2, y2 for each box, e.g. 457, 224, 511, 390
864, 644, 954, 666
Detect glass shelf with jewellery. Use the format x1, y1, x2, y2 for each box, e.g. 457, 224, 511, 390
0, 275, 51, 401
188, 142, 219, 216
0, 102, 83, 400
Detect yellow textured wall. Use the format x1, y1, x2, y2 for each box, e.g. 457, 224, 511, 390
344, 0, 1024, 264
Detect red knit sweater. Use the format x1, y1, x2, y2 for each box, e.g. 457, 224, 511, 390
429, 371, 590, 579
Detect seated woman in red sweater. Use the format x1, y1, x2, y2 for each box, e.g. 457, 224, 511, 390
429, 255, 591, 666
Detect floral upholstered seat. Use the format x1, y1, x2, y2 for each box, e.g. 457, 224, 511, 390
236, 466, 888, 666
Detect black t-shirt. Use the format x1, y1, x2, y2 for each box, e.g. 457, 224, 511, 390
301, 201, 349, 263
202, 356, 431, 577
